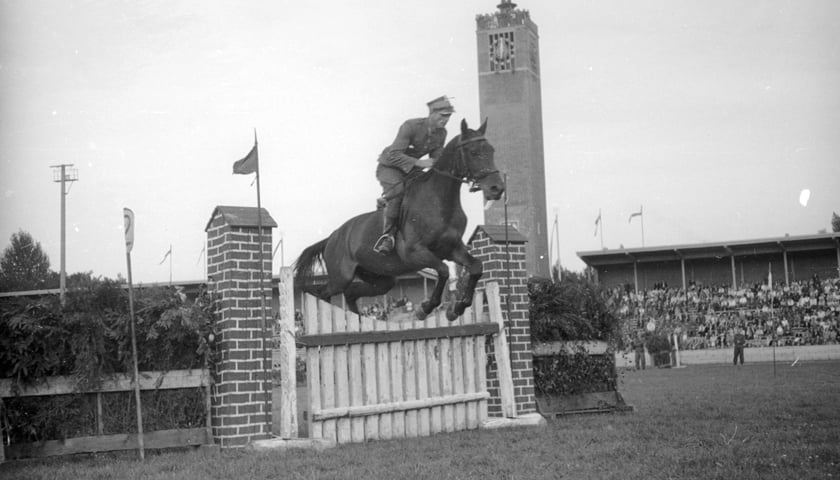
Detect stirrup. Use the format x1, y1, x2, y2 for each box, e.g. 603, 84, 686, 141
373, 233, 394, 254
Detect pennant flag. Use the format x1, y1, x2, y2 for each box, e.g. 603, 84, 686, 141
123, 208, 135, 253
233, 142, 258, 175
159, 246, 172, 265
594, 212, 601, 236
628, 208, 642, 223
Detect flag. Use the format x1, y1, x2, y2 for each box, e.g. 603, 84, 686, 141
233, 142, 258, 175
159, 246, 172, 265
123, 208, 134, 253
594, 212, 601, 236
628, 207, 642, 223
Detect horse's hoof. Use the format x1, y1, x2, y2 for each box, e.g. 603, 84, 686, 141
415, 310, 427, 321
446, 309, 459, 322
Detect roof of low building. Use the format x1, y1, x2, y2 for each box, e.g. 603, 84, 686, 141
577, 232, 840, 266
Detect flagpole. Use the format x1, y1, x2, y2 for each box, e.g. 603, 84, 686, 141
640, 205, 645, 247
253, 129, 272, 436
599, 208, 604, 249
169, 243, 173, 286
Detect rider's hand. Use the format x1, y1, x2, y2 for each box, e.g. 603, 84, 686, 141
415, 158, 434, 169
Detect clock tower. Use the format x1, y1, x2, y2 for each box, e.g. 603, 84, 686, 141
476, 1, 550, 278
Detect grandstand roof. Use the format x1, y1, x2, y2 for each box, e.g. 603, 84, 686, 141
577, 232, 840, 266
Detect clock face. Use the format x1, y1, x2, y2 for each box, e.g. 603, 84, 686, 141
494, 37, 509, 61
494, 37, 510, 60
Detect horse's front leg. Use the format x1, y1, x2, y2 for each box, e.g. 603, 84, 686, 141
404, 247, 449, 320
446, 242, 483, 321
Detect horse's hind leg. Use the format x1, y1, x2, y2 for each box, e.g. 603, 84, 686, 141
343, 270, 396, 315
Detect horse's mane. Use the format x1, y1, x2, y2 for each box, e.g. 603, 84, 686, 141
405, 128, 483, 190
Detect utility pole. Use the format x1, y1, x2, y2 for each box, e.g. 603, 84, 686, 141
51, 164, 78, 305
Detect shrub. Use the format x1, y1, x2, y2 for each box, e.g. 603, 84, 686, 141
0, 276, 218, 443
529, 270, 622, 397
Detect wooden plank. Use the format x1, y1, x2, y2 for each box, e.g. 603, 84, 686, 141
312, 392, 490, 421
346, 311, 365, 443
276, 267, 298, 438
403, 327, 418, 438
416, 316, 431, 437
438, 310, 455, 433
462, 301, 479, 430
451, 311, 467, 432
427, 312, 442, 435
388, 318, 405, 439
487, 282, 516, 418
361, 316, 379, 441
533, 341, 609, 357
5, 428, 208, 460
375, 317, 392, 440
319, 299, 337, 443
296, 323, 499, 347
333, 305, 351, 444
304, 294, 322, 439
0, 369, 210, 398
474, 289, 489, 424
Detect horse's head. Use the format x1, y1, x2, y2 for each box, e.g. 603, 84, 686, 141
456, 118, 505, 201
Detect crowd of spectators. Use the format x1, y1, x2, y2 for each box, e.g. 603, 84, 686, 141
607, 275, 840, 350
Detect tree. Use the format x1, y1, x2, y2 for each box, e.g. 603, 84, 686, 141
832, 212, 840, 233
0, 230, 53, 292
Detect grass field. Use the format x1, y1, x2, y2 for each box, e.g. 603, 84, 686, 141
2, 361, 838, 479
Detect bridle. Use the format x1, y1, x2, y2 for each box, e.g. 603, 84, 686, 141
432, 135, 499, 192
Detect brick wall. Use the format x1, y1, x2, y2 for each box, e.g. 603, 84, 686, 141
468, 227, 536, 416
206, 207, 274, 447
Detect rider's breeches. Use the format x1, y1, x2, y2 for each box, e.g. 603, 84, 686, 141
376, 165, 405, 221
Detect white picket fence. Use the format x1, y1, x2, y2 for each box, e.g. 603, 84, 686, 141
292, 282, 513, 444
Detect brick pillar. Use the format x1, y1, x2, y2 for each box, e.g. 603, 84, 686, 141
205, 206, 277, 447
468, 225, 536, 416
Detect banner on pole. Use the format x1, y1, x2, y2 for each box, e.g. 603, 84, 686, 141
123, 208, 135, 253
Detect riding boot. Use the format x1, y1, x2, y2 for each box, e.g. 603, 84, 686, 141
373, 214, 398, 254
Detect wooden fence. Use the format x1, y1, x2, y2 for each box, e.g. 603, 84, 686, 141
295, 282, 514, 444
0, 369, 212, 461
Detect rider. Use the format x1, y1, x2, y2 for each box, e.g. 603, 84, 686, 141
373, 95, 455, 254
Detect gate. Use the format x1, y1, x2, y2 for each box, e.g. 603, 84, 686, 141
296, 283, 510, 444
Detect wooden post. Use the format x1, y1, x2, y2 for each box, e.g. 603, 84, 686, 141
276, 267, 298, 438
486, 282, 515, 418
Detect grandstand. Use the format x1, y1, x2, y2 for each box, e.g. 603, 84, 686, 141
577, 232, 840, 291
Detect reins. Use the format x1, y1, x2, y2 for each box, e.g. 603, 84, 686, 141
430, 135, 498, 191
381, 134, 497, 201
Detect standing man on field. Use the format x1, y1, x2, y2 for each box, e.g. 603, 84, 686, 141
733, 326, 746, 365
373, 96, 455, 254
633, 331, 646, 370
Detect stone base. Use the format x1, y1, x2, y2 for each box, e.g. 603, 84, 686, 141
480, 413, 547, 430
247, 437, 337, 452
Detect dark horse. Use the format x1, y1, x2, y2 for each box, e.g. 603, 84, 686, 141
294, 119, 505, 321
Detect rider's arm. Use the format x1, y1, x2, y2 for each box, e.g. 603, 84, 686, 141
379, 120, 424, 173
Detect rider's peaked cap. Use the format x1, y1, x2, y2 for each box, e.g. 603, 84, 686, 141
427, 96, 455, 114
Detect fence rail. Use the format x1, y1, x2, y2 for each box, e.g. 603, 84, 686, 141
0, 368, 213, 461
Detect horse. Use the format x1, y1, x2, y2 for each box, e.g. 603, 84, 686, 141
294, 118, 504, 321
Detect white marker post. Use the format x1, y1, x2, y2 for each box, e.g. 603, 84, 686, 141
123, 208, 145, 460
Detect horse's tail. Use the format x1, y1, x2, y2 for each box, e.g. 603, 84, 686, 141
293, 237, 328, 293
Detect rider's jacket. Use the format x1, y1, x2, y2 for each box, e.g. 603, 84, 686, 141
377, 118, 447, 174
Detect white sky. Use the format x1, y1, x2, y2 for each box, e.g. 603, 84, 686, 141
1, 0, 839, 284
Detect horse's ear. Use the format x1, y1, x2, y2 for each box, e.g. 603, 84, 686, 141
460, 118, 468, 135
478, 117, 488, 136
